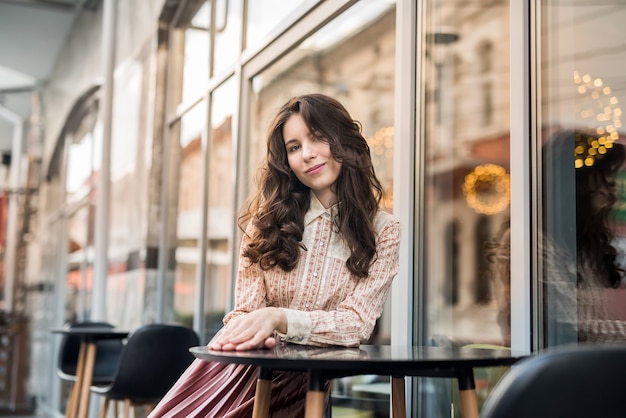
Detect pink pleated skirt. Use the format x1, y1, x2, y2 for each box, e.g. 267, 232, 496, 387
147, 358, 328, 417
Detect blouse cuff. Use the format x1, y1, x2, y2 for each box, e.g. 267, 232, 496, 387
279, 308, 312, 344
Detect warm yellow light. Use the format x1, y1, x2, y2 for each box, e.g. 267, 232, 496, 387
462, 164, 510, 215
574, 71, 622, 162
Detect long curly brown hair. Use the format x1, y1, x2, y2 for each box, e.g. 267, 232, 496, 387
239, 94, 384, 278
543, 129, 626, 288
572, 131, 626, 288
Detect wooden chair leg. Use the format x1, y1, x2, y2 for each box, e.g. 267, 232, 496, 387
99, 397, 110, 418
144, 402, 156, 415
391, 377, 406, 418
65, 382, 77, 418
78, 342, 97, 418
67, 343, 87, 418
123, 399, 131, 418
133, 404, 140, 418
114, 400, 119, 418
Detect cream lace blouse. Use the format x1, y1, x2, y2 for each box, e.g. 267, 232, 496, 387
222, 194, 401, 347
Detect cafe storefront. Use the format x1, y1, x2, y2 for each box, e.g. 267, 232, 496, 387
7, 0, 626, 416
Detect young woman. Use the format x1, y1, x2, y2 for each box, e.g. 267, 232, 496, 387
148, 94, 401, 417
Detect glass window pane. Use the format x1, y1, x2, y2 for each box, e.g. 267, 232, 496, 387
107, 48, 153, 329
204, 79, 236, 341
213, 0, 242, 76
245, 0, 309, 53
182, 3, 210, 104
419, 1, 511, 414
172, 101, 207, 328
248, 1, 395, 414
539, 2, 626, 347
66, 205, 93, 321
66, 131, 94, 202
421, 0, 511, 347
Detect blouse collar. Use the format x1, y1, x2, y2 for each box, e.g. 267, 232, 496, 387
304, 191, 339, 226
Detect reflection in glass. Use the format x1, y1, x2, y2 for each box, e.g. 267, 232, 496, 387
66, 132, 95, 202
247, 1, 395, 415
213, 0, 241, 77
204, 79, 236, 341
182, 3, 210, 104
66, 205, 94, 321
539, 2, 626, 347
172, 101, 207, 329
421, 0, 511, 348
419, 2, 511, 415
245, 0, 309, 53
64, 114, 99, 322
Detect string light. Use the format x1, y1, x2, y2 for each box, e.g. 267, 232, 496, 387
574, 71, 621, 168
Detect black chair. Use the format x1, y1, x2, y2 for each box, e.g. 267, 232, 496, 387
57, 321, 124, 384
57, 320, 124, 418
91, 323, 199, 418
480, 344, 626, 418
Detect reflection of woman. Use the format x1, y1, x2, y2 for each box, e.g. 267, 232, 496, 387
148, 94, 401, 417
548, 130, 626, 343
488, 130, 626, 345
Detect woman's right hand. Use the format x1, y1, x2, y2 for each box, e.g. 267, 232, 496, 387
208, 307, 285, 351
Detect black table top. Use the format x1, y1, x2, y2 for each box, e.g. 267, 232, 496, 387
190, 344, 527, 378
50, 327, 129, 340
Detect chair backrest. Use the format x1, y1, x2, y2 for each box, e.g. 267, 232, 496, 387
103, 323, 199, 402
57, 321, 123, 383
481, 344, 626, 418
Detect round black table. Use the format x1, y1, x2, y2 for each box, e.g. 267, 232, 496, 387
190, 344, 527, 418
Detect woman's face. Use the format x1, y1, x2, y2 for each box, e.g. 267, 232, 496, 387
580, 169, 618, 213
282, 113, 342, 208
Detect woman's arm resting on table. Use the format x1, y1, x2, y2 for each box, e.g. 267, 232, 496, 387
209, 307, 287, 351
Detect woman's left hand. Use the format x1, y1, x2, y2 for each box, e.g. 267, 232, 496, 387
209, 307, 286, 351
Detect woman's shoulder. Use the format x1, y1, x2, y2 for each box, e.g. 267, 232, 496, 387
373, 209, 400, 235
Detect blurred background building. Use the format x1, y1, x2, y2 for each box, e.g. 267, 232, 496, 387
0, 0, 625, 417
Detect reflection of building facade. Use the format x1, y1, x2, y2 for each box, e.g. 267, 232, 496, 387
0, 0, 625, 416
423, 1, 511, 342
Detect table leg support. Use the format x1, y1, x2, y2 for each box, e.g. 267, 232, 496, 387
77, 342, 97, 418
252, 368, 273, 418
391, 376, 406, 418
304, 370, 326, 418
304, 391, 325, 418
457, 368, 479, 418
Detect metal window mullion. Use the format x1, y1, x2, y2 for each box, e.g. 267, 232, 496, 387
509, 0, 533, 355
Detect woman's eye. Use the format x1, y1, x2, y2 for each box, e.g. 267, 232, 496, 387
312, 133, 323, 142
288, 144, 301, 153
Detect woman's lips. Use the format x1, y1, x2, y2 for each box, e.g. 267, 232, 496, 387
306, 164, 325, 174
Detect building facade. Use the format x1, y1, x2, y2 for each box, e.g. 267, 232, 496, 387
2, 0, 626, 416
